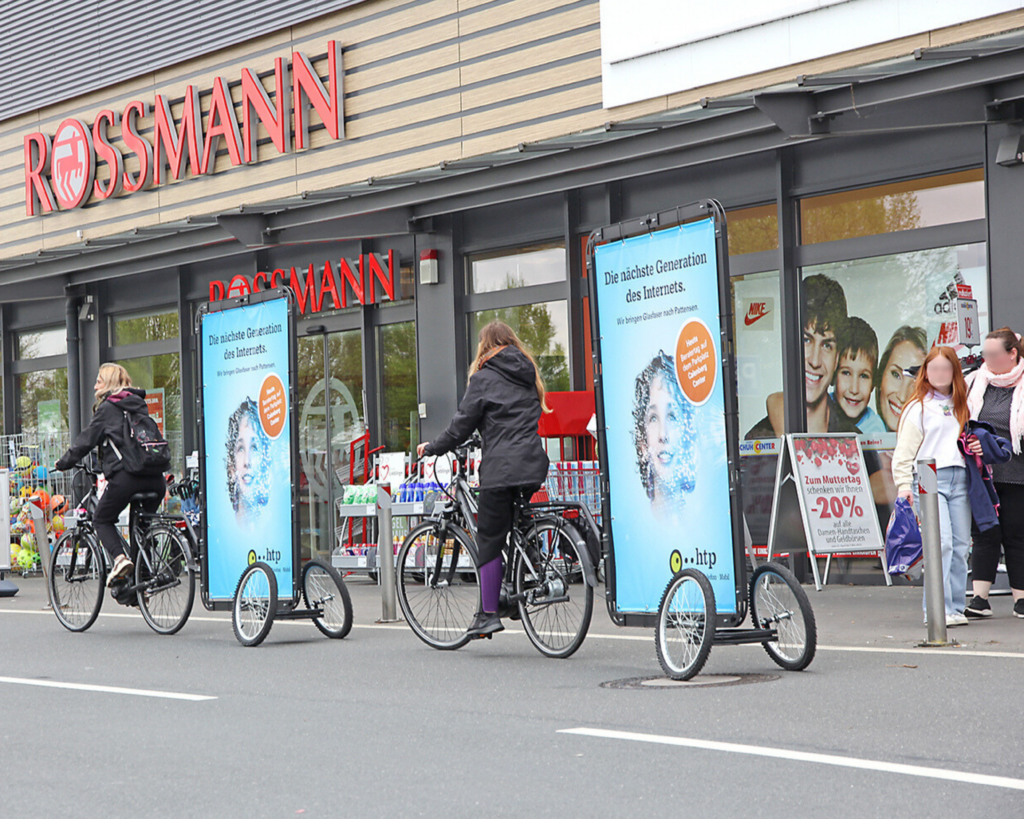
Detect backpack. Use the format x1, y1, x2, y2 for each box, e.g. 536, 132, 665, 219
107, 402, 171, 476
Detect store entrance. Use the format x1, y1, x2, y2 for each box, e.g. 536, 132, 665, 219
297, 329, 364, 563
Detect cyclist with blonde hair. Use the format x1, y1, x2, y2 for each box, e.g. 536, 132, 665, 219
56, 363, 167, 585
417, 320, 551, 638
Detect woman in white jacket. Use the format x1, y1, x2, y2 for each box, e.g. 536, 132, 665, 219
891, 346, 981, 627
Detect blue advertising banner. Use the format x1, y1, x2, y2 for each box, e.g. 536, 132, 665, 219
201, 297, 293, 600
593, 218, 737, 613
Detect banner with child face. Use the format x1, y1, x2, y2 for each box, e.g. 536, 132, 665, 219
593, 218, 737, 614
201, 296, 294, 600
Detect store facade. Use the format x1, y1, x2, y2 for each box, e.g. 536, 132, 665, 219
6, 0, 1024, 570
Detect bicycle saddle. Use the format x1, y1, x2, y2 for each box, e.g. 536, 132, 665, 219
129, 492, 161, 503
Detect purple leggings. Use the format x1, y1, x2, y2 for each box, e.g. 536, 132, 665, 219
479, 556, 502, 613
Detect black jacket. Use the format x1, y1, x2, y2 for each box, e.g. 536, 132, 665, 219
56, 388, 150, 478
425, 347, 550, 489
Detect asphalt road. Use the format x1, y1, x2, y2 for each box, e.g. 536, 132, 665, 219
1, 575, 1022, 818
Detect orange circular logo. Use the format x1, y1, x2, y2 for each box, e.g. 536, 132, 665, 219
258, 373, 287, 439
675, 319, 716, 406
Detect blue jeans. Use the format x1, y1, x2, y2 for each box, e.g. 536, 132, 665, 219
913, 466, 971, 616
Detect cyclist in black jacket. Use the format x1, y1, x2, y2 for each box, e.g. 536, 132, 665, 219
418, 321, 551, 638
55, 364, 166, 585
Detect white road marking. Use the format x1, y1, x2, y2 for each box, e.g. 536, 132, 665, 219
0, 676, 216, 701
2, 608, 1023, 658
559, 727, 1024, 791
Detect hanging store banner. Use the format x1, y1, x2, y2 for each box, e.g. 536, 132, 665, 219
592, 217, 737, 613
200, 295, 293, 600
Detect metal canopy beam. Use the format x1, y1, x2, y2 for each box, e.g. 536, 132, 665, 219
813, 45, 1024, 116
269, 207, 416, 245
264, 109, 780, 233
215, 213, 271, 248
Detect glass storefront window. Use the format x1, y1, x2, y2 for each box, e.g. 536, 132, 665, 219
799, 169, 985, 245
17, 327, 66, 359
18, 368, 68, 437
469, 244, 566, 294
111, 309, 179, 346
732, 271, 782, 439
116, 353, 183, 473
469, 301, 570, 392
728, 205, 778, 255
379, 321, 418, 453
800, 243, 988, 437
297, 331, 364, 562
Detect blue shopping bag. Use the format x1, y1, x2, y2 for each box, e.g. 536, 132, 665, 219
885, 497, 923, 580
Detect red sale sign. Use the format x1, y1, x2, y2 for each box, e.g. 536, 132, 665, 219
789, 435, 883, 555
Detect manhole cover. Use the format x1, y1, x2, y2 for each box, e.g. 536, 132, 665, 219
601, 673, 779, 690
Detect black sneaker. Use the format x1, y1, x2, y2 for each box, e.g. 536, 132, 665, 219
964, 596, 993, 618
1014, 599, 1024, 619
467, 611, 504, 639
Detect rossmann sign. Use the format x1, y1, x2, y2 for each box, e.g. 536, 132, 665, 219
209, 252, 396, 315
24, 42, 344, 216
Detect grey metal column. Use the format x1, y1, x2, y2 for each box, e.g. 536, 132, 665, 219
177, 267, 196, 459
1, 305, 14, 435
564, 189, 586, 392
775, 147, 807, 582
917, 458, 949, 645
414, 215, 463, 441
775, 148, 806, 435
65, 291, 81, 439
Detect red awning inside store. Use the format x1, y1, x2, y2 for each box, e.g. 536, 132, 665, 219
537, 391, 595, 437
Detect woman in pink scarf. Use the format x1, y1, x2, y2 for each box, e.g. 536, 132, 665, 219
965, 328, 1024, 619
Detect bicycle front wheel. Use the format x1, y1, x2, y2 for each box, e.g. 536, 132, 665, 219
396, 522, 478, 650
232, 562, 277, 647
749, 562, 816, 671
515, 520, 593, 659
655, 569, 716, 681
136, 524, 195, 635
48, 529, 106, 632
302, 559, 353, 639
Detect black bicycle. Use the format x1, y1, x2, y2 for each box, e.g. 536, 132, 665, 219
48, 462, 199, 635
396, 441, 599, 658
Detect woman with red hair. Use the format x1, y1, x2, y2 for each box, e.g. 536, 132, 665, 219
891, 346, 978, 627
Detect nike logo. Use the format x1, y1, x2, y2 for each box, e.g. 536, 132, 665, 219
744, 302, 770, 326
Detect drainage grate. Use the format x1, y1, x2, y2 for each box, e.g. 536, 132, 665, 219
600, 673, 779, 690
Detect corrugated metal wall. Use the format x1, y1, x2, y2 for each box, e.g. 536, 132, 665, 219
0, 0, 365, 123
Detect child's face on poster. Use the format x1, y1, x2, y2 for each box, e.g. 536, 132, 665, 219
644, 374, 687, 489
835, 350, 875, 420
233, 416, 260, 506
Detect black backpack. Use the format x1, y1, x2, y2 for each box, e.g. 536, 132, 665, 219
108, 403, 171, 476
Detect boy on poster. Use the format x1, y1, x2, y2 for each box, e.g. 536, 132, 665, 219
594, 219, 736, 613
201, 297, 293, 600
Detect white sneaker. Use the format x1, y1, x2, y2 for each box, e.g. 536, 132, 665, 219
946, 612, 969, 627
107, 554, 134, 586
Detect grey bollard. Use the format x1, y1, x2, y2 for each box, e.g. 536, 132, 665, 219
917, 458, 948, 645
377, 484, 399, 622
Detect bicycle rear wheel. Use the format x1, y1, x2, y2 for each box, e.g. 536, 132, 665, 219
232, 562, 277, 647
655, 569, 716, 681
515, 520, 593, 659
48, 529, 106, 632
396, 522, 478, 650
136, 524, 195, 635
302, 559, 353, 639
749, 562, 816, 671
